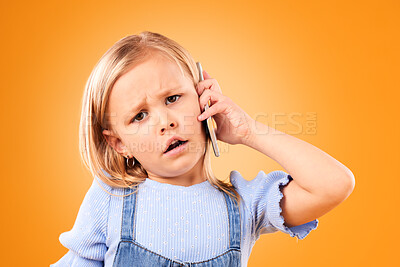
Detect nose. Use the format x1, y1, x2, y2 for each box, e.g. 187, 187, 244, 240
158, 111, 177, 135
160, 121, 176, 134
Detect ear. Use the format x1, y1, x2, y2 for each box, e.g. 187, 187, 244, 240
102, 129, 128, 155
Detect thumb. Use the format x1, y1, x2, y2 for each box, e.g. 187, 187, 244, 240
203, 70, 211, 79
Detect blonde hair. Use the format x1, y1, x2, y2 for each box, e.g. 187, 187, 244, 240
79, 31, 241, 205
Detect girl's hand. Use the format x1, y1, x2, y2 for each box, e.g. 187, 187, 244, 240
197, 70, 255, 145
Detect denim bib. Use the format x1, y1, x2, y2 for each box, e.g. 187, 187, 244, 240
112, 185, 242, 267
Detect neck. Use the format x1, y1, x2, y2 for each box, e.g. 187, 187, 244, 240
147, 155, 207, 187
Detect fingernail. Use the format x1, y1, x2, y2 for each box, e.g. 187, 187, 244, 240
198, 114, 203, 120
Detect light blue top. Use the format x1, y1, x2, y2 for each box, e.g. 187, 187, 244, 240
50, 170, 319, 267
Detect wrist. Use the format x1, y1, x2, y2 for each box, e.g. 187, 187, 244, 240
241, 119, 264, 148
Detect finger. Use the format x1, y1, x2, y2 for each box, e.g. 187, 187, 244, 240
197, 77, 222, 95
203, 70, 211, 79
198, 101, 225, 121
198, 89, 223, 111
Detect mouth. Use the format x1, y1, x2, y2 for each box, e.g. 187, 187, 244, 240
163, 140, 188, 156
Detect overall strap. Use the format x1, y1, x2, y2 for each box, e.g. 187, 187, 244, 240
120, 186, 138, 241
222, 190, 241, 250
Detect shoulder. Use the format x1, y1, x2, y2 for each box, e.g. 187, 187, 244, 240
92, 172, 115, 197
230, 170, 319, 240
229, 169, 291, 199
230, 169, 289, 183
67, 172, 114, 228
229, 170, 289, 216
57, 171, 115, 262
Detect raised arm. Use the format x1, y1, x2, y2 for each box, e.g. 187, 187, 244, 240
243, 120, 355, 227
195, 70, 355, 228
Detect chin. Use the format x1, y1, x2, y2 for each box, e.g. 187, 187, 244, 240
167, 150, 204, 172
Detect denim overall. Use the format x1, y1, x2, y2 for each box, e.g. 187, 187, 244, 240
112, 185, 242, 267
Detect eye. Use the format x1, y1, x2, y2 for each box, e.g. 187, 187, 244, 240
166, 95, 181, 104
131, 111, 148, 123
130, 95, 181, 124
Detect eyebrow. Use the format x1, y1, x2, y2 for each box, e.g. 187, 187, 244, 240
125, 86, 183, 118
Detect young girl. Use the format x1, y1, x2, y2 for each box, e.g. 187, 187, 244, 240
51, 31, 355, 267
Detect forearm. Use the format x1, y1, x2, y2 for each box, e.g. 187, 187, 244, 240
243, 120, 355, 199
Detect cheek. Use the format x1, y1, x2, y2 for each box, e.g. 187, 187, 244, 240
128, 135, 151, 153
180, 105, 202, 133
186, 95, 202, 117
186, 92, 201, 111
194, 99, 202, 114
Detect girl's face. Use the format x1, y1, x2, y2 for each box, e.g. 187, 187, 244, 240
102, 52, 207, 185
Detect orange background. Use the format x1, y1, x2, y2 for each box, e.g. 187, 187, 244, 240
1, 0, 398, 266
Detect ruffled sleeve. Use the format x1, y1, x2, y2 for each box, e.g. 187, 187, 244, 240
230, 170, 318, 241
50, 175, 112, 266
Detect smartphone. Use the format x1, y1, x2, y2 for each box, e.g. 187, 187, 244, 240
196, 62, 220, 157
